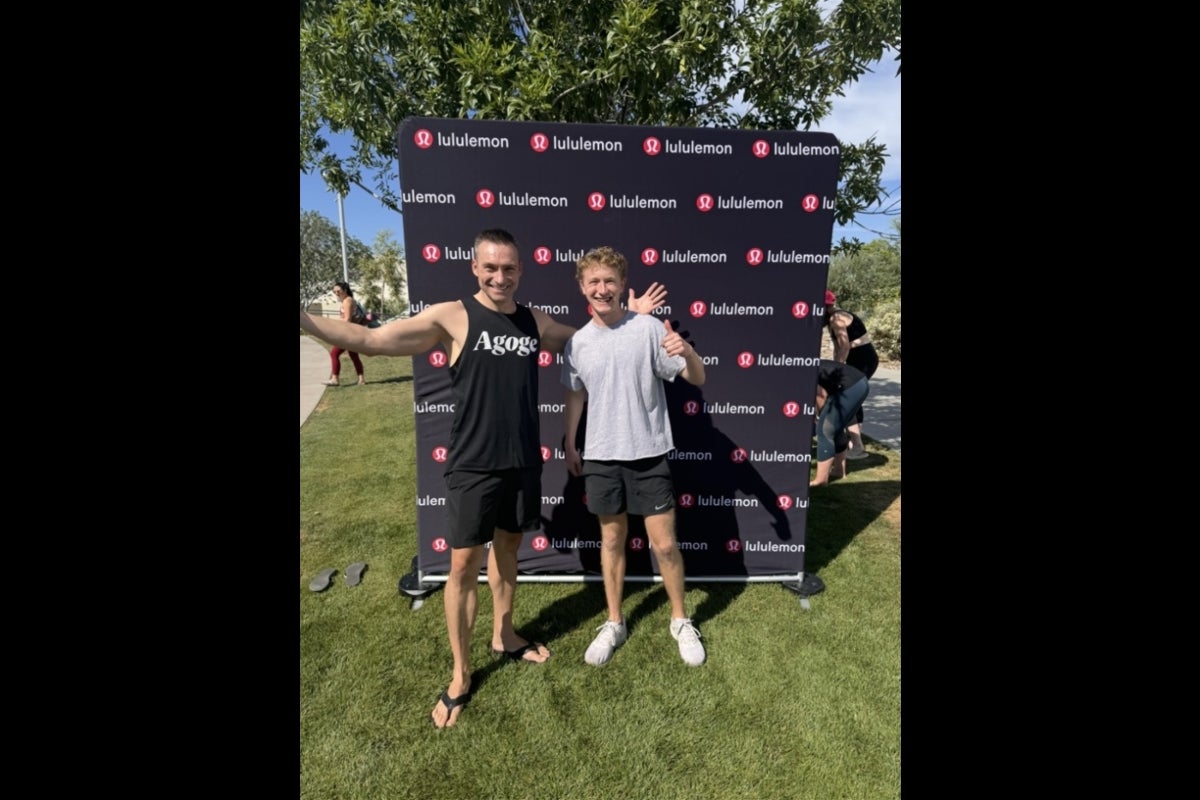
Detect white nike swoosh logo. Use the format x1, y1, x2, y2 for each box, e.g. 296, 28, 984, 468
654, 503, 669, 511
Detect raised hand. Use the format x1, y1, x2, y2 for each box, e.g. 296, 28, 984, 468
627, 281, 667, 314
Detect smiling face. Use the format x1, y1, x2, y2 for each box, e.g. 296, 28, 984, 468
578, 262, 626, 323
471, 240, 522, 312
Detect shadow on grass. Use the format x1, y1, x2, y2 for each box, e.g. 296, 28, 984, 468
802, 442, 900, 575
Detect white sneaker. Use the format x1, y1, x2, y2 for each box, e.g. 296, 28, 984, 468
584, 620, 627, 666
670, 618, 706, 666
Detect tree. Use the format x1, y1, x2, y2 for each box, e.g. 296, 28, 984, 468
299, 209, 373, 309
300, 0, 901, 244
360, 230, 409, 318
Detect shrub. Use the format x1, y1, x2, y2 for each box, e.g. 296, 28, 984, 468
870, 298, 901, 361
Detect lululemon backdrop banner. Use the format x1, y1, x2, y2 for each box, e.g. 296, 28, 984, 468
398, 117, 839, 581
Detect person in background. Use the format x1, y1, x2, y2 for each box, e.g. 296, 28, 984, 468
323, 281, 367, 386
823, 289, 879, 458
562, 246, 708, 668
300, 229, 667, 728
811, 359, 870, 486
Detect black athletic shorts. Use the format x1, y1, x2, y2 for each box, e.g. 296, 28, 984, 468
445, 467, 542, 548
582, 455, 675, 517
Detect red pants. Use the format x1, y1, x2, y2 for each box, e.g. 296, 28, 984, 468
330, 347, 363, 377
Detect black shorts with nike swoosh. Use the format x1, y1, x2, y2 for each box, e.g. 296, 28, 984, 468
582, 455, 675, 517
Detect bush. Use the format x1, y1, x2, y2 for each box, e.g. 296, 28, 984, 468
870, 298, 901, 361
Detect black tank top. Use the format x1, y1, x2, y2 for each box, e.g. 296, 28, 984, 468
828, 309, 868, 340
447, 295, 541, 472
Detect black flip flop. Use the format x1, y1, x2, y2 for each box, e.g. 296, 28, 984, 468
431, 689, 471, 729
346, 562, 368, 586
492, 640, 552, 663
308, 568, 336, 592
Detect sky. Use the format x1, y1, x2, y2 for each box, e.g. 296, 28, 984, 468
299, 51, 900, 252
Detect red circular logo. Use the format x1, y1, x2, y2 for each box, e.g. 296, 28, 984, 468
529, 133, 549, 153
641, 248, 659, 266
792, 301, 810, 319
530, 534, 549, 551
428, 351, 448, 368
801, 194, 819, 213
537, 351, 554, 368
432, 447, 448, 463
643, 137, 662, 156
695, 194, 715, 212
587, 192, 606, 211
730, 448, 748, 464
737, 352, 755, 368
422, 244, 441, 263
725, 539, 742, 553
782, 401, 801, 418
476, 189, 496, 208
777, 495, 793, 511
689, 301, 708, 318
751, 140, 770, 159
413, 129, 434, 149
540, 446, 552, 462
533, 246, 552, 265
746, 248, 764, 266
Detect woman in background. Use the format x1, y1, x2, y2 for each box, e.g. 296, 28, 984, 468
323, 281, 366, 386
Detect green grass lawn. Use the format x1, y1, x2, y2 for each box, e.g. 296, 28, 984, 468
300, 346, 900, 800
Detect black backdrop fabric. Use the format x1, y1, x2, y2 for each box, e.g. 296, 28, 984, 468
397, 117, 839, 580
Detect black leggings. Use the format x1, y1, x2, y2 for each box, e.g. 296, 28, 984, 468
846, 344, 879, 425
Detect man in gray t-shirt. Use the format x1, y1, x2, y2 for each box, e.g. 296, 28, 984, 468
562, 246, 709, 667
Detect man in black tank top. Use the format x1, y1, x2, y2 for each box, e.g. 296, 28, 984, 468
300, 228, 667, 728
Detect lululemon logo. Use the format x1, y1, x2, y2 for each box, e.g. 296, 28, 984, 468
414, 129, 434, 149
683, 400, 700, 416
752, 140, 770, 158
695, 194, 714, 212
428, 351, 447, 368
587, 192, 606, 211
725, 539, 742, 553
643, 137, 662, 156
629, 537, 645, 551
432, 447, 448, 463
792, 301, 810, 319
533, 246, 552, 265
537, 351, 554, 368
432, 538, 448, 553
679, 493, 695, 508
737, 352, 755, 368
782, 402, 802, 418
731, 448, 748, 464
746, 248, 764, 266
531, 534, 549, 551
540, 446, 552, 462
476, 189, 495, 208
641, 248, 659, 266
777, 496, 793, 511
689, 300, 708, 318
422, 244, 441, 263
801, 194, 819, 213
529, 133, 549, 153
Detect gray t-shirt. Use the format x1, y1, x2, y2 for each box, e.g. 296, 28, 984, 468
561, 312, 686, 461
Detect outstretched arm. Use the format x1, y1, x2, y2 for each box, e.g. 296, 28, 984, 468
300, 302, 456, 357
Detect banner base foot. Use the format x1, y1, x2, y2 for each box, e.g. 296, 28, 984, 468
781, 573, 825, 609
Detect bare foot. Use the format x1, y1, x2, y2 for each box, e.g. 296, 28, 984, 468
356, 377, 366, 385
431, 680, 472, 729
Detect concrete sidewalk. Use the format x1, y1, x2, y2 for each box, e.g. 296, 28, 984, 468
300, 335, 330, 427
302, 336, 900, 452
862, 366, 901, 453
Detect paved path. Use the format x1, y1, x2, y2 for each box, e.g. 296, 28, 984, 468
301, 336, 901, 453
300, 335, 330, 427
862, 366, 901, 453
